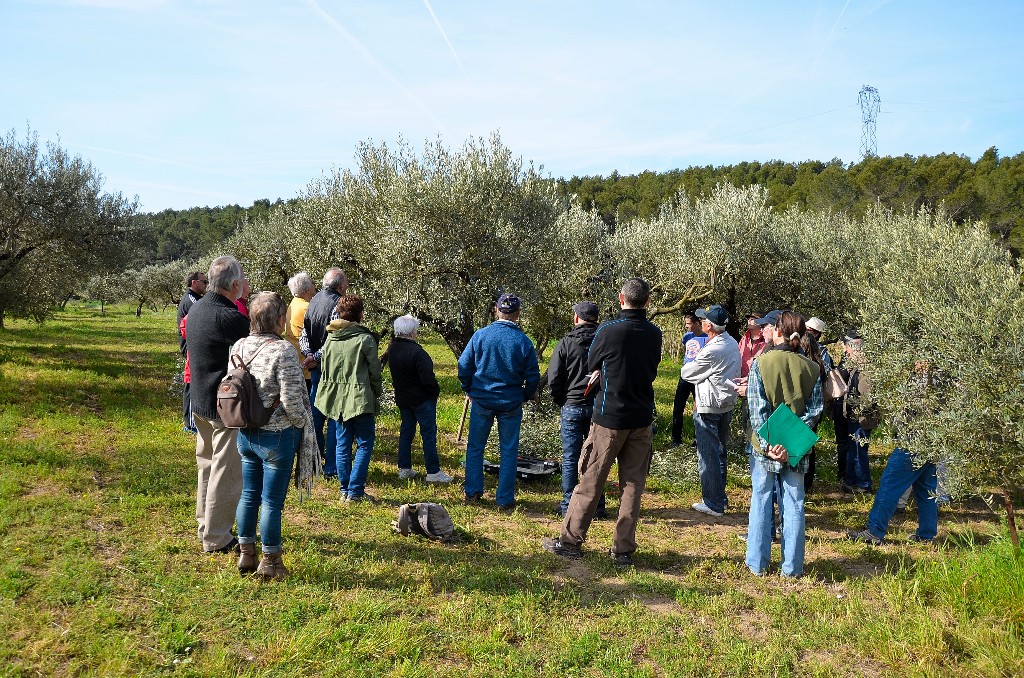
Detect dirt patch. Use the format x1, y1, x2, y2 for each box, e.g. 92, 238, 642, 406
552, 557, 594, 585
16, 425, 41, 441
22, 479, 63, 498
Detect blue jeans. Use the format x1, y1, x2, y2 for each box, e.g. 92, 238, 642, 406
747, 455, 806, 577
398, 400, 441, 474
236, 427, 300, 554
867, 448, 938, 541
335, 413, 376, 498
746, 446, 784, 534
840, 420, 872, 490
464, 402, 522, 507
309, 367, 337, 476
559, 404, 605, 515
693, 410, 732, 513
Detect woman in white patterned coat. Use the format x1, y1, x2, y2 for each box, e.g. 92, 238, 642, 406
228, 292, 320, 579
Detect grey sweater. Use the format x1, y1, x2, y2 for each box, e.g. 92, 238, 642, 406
680, 332, 742, 414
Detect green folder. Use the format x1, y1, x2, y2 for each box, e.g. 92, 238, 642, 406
756, 403, 820, 467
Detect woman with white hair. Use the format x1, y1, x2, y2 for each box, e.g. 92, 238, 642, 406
285, 271, 316, 389
385, 315, 452, 483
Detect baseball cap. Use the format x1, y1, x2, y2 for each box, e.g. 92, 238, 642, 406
695, 304, 729, 326
496, 293, 521, 314
755, 310, 783, 326
572, 301, 599, 322
806, 317, 827, 333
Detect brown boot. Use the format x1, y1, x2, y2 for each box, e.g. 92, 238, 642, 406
256, 551, 289, 580
238, 542, 257, 575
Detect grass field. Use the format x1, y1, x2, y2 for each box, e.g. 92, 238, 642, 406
1, 305, 1021, 676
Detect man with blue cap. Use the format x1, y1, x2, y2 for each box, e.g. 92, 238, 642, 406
458, 293, 540, 511
680, 304, 742, 517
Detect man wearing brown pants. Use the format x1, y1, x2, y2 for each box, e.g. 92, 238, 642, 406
542, 278, 662, 566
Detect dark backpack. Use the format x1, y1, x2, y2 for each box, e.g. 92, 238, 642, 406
217, 340, 279, 429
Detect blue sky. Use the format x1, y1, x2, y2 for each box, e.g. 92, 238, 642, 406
3, 0, 1023, 211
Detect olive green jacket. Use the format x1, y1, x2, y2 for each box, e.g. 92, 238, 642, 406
313, 320, 382, 421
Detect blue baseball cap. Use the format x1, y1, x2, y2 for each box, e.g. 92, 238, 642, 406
695, 304, 729, 326
496, 293, 521, 314
755, 310, 783, 326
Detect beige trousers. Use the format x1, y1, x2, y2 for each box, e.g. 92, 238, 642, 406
561, 422, 653, 555
194, 414, 243, 551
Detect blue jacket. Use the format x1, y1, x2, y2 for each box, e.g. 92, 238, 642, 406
458, 320, 540, 411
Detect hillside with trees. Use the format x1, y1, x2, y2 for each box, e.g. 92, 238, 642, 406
556, 148, 1024, 254
138, 198, 299, 265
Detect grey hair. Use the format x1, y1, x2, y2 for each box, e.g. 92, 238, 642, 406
393, 314, 420, 338
288, 271, 314, 297
322, 267, 347, 291
708, 322, 727, 333
207, 255, 243, 294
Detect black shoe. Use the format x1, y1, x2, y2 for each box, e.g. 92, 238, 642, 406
496, 502, 517, 513
541, 537, 582, 559
464, 492, 483, 504
610, 551, 633, 567
209, 537, 239, 554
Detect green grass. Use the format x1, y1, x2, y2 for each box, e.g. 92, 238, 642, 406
0, 304, 1021, 676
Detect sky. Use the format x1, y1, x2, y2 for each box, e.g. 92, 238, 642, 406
3, 0, 1023, 212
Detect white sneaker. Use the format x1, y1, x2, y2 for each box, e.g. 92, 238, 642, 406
692, 502, 724, 517
398, 468, 419, 480
425, 471, 454, 484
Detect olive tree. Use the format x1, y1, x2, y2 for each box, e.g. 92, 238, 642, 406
222, 205, 297, 296
853, 205, 1024, 539
296, 133, 565, 356
0, 128, 139, 327
611, 184, 776, 327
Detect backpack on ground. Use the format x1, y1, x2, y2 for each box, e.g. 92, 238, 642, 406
217, 340, 279, 429
392, 502, 455, 543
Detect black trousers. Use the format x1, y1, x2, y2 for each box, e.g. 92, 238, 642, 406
670, 378, 695, 443
182, 380, 191, 424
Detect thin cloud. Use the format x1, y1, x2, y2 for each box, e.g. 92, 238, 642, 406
814, 0, 852, 65
422, 0, 468, 80
304, 0, 446, 132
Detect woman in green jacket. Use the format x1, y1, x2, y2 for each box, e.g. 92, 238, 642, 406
313, 295, 382, 501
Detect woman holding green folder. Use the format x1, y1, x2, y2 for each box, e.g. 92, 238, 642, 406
745, 311, 825, 577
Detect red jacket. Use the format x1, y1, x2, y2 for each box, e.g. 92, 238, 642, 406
179, 315, 190, 384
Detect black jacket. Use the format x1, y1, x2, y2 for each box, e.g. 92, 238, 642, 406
185, 292, 250, 420
176, 289, 201, 356
548, 322, 598, 406
589, 309, 662, 429
303, 287, 342, 356
386, 337, 440, 408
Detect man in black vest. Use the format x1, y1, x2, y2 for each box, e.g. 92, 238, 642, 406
542, 279, 662, 567
186, 256, 249, 553
176, 271, 207, 433
299, 267, 348, 477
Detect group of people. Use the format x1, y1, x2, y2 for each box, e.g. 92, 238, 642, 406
176, 261, 942, 580
542, 295, 940, 577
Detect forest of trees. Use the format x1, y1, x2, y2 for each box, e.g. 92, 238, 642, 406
555, 148, 1024, 254
139, 198, 299, 264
